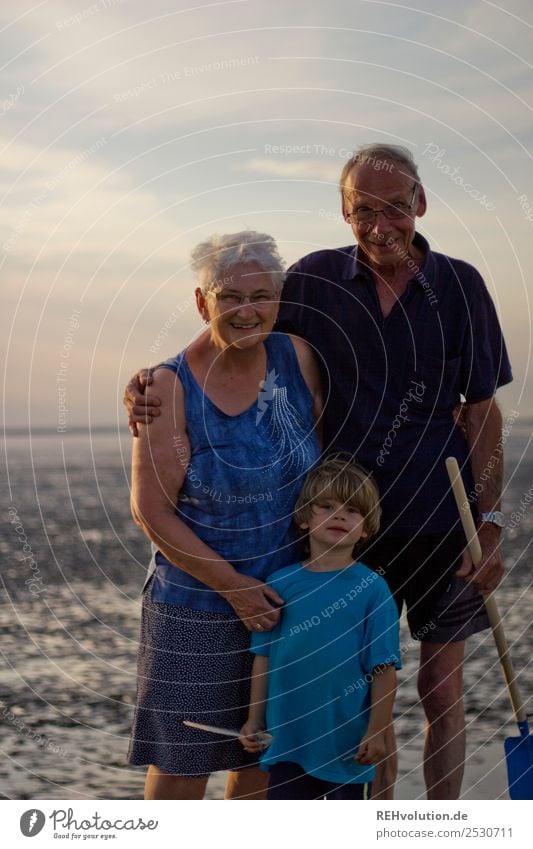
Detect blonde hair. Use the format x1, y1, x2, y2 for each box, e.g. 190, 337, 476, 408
295, 454, 381, 538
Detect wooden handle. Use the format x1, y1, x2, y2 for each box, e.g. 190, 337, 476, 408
445, 457, 526, 723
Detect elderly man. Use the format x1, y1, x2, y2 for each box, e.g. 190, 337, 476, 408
125, 144, 512, 799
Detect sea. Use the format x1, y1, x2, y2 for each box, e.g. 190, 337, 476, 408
1, 423, 532, 800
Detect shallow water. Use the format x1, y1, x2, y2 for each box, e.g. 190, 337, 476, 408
1, 426, 531, 799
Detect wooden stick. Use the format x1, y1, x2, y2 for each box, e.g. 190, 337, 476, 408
183, 720, 272, 746
446, 457, 526, 723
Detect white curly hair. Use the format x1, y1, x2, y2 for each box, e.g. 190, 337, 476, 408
190, 230, 286, 293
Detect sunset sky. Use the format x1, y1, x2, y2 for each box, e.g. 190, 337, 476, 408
2, 0, 532, 428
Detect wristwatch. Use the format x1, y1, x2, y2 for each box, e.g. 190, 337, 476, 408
479, 511, 506, 528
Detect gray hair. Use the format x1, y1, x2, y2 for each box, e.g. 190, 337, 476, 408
190, 230, 286, 293
339, 144, 420, 199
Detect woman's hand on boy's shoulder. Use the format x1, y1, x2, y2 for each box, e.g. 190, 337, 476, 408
219, 574, 284, 631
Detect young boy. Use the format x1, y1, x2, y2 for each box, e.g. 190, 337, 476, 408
240, 456, 401, 800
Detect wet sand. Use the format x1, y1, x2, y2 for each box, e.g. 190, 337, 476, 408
1, 430, 531, 800
0, 583, 524, 800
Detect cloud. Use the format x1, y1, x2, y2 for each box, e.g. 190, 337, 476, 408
234, 157, 340, 180
1, 0, 532, 423
0, 132, 190, 272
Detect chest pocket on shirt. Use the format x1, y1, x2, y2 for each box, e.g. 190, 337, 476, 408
410, 352, 462, 413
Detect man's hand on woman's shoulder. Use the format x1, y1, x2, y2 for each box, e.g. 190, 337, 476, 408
123, 367, 162, 436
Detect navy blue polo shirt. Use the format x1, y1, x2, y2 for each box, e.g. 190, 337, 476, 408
276, 234, 512, 535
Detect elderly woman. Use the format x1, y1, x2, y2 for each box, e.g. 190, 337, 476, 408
127, 231, 322, 800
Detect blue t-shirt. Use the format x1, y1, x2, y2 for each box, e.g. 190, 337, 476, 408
276, 234, 513, 534
250, 561, 401, 784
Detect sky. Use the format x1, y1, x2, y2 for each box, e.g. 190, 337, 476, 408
2, 0, 532, 428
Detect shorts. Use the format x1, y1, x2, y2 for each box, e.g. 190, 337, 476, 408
361, 532, 489, 644
267, 762, 369, 800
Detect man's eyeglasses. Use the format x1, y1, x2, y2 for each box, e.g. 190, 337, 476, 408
208, 291, 277, 307
346, 182, 418, 224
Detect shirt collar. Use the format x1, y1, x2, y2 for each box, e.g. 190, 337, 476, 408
343, 232, 434, 288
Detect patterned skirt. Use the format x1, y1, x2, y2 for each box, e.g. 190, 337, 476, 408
128, 587, 258, 775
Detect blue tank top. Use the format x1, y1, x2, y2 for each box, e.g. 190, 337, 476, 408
149, 332, 321, 613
